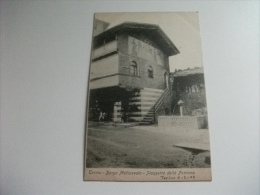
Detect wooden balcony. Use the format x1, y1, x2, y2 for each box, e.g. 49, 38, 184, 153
89, 54, 119, 80
92, 40, 117, 59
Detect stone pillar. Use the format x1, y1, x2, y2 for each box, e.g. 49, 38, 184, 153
180, 105, 183, 116
177, 100, 184, 116
113, 102, 121, 122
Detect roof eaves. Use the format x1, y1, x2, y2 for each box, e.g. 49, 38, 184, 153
93, 22, 180, 55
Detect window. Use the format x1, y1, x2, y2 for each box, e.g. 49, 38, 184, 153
129, 61, 137, 75
185, 84, 202, 94
148, 66, 153, 78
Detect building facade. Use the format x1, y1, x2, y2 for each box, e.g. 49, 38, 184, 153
170, 67, 207, 116
88, 21, 179, 123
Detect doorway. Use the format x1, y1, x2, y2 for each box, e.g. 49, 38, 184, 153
164, 72, 169, 89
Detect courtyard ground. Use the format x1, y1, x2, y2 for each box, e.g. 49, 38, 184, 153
86, 122, 211, 168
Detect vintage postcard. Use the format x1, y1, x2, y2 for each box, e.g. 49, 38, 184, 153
84, 12, 211, 181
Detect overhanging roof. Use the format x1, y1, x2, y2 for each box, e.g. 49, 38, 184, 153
93, 22, 180, 56
172, 67, 204, 77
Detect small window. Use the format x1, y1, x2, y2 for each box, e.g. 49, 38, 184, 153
148, 66, 153, 78
129, 61, 137, 75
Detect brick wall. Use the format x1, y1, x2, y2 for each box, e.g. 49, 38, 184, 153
117, 33, 169, 90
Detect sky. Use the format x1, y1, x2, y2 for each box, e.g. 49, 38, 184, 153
95, 12, 204, 72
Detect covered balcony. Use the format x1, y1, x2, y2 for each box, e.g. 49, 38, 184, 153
92, 40, 117, 59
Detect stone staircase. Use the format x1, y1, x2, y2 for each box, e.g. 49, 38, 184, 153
128, 87, 171, 125
154, 87, 171, 113
139, 110, 155, 125
140, 87, 171, 125
128, 88, 163, 123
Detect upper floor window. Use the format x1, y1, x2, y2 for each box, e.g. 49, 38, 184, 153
129, 61, 138, 76
185, 84, 203, 93
148, 66, 153, 78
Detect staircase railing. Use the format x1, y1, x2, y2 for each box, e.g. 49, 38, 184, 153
140, 87, 171, 124
154, 87, 171, 113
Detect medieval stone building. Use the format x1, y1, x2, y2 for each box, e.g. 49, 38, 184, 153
88, 20, 179, 123
170, 67, 207, 116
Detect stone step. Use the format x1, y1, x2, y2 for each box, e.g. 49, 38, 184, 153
129, 99, 158, 103
128, 106, 154, 110
142, 118, 153, 122
129, 102, 154, 106
140, 106, 153, 111
129, 96, 159, 101
130, 91, 162, 98
143, 115, 153, 119
145, 113, 154, 116
141, 92, 163, 98
130, 112, 150, 116
142, 87, 164, 93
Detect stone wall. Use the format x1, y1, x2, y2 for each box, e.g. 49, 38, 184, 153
158, 115, 207, 129
118, 53, 167, 90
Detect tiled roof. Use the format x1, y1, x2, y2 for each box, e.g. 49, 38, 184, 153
171, 67, 204, 77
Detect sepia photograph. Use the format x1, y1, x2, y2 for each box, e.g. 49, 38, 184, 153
84, 12, 211, 181
1, 1, 259, 193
